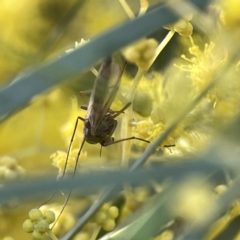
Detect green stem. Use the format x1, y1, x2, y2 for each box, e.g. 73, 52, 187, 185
126, 69, 145, 102
91, 226, 101, 240
47, 230, 59, 240
121, 30, 175, 166
150, 29, 175, 67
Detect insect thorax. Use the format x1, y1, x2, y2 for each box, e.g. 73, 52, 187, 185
84, 116, 116, 145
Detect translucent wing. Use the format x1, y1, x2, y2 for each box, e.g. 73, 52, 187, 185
86, 57, 125, 135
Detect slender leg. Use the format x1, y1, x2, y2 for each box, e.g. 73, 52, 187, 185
163, 144, 175, 148
79, 90, 92, 99
51, 139, 85, 229
102, 136, 150, 147
99, 120, 118, 156
80, 105, 88, 111
38, 116, 85, 208
112, 102, 132, 118
61, 116, 85, 178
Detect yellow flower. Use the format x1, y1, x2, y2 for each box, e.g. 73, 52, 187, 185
221, 0, 240, 28
91, 203, 119, 231
176, 41, 228, 99
0, 156, 26, 183
40, 204, 76, 237
50, 148, 87, 178
121, 38, 158, 70
164, 14, 193, 37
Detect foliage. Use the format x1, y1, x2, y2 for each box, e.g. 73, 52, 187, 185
1, 0, 240, 240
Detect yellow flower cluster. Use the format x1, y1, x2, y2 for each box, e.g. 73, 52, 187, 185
121, 186, 150, 219
0, 156, 25, 184
39, 204, 76, 237
177, 41, 228, 98
127, 29, 240, 154
6, 1, 240, 239
121, 38, 158, 70
50, 148, 87, 178
91, 203, 119, 231
164, 14, 193, 37
74, 232, 91, 240
23, 209, 55, 240
132, 120, 176, 150
214, 184, 228, 195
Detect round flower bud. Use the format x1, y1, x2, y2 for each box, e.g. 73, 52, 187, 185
74, 232, 91, 240
174, 19, 188, 31
32, 230, 44, 240
174, 20, 193, 37
95, 211, 107, 224
3, 237, 14, 240
44, 211, 56, 224
147, 38, 158, 48
143, 48, 155, 60
102, 218, 116, 231
102, 203, 111, 211
23, 219, 34, 233
37, 219, 49, 233
122, 48, 140, 63
136, 40, 148, 51
177, 22, 193, 37
108, 206, 119, 219
215, 185, 227, 194
29, 209, 43, 222
133, 91, 152, 117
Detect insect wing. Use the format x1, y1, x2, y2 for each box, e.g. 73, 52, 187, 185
86, 58, 124, 135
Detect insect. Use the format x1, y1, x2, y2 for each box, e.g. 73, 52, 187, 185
64, 57, 149, 173
51, 56, 150, 228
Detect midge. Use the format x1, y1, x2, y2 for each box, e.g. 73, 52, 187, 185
64, 56, 150, 175
50, 56, 150, 226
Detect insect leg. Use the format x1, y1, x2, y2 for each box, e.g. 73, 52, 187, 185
38, 116, 84, 214
102, 136, 150, 147
61, 116, 85, 179
79, 89, 92, 99
164, 144, 175, 148
99, 119, 118, 156
51, 139, 85, 229
80, 105, 88, 111
112, 102, 132, 118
